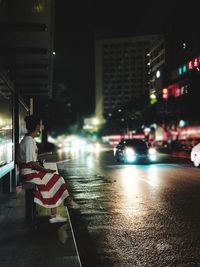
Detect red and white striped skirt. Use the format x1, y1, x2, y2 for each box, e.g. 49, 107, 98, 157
19, 163, 69, 208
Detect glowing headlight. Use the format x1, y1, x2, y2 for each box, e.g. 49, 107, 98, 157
148, 147, 157, 161
125, 147, 135, 155
148, 147, 156, 155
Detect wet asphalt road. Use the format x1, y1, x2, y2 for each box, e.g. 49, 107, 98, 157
56, 149, 200, 267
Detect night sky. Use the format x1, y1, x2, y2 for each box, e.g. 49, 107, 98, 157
53, 0, 200, 116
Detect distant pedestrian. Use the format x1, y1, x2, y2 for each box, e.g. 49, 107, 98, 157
18, 115, 79, 224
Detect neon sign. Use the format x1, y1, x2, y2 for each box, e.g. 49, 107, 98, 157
179, 56, 200, 75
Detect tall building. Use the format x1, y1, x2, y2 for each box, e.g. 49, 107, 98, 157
145, 30, 200, 132
148, 30, 200, 101
95, 34, 162, 121
148, 35, 165, 103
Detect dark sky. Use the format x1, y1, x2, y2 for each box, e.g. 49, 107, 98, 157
53, 0, 200, 116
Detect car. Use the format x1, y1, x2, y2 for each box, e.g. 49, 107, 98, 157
113, 138, 157, 164
191, 142, 200, 167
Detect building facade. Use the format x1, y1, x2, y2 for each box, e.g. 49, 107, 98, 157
95, 34, 162, 121
148, 35, 165, 103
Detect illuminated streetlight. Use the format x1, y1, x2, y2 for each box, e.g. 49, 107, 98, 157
92, 118, 100, 126
156, 70, 160, 78
182, 43, 186, 49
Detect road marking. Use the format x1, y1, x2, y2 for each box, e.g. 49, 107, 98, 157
66, 208, 83, 267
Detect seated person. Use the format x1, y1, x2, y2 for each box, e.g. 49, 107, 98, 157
18, 115, 79, 224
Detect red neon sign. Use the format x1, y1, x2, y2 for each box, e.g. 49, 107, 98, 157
188, 61, 193, 70
188, 57, 200, 70
194, 58, 198, 67
162, 88, 169, 99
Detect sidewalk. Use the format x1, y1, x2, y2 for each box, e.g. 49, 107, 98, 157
0, 163, 81, 267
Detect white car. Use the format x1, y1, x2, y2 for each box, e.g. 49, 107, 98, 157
191, 143, 200, 167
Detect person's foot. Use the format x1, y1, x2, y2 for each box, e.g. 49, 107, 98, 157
49, 215, 67, 224
65, 197, 80, 209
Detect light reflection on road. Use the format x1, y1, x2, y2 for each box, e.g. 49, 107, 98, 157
147, 165, 160, 186
86, 154, 95, 168
110, 164, 163, 218
120, 165, 140, 195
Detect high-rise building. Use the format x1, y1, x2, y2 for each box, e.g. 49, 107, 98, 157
148, 32, 200, 123
148, 32, 200, 103
148, 35, 165, 103
95, 34, 162, 121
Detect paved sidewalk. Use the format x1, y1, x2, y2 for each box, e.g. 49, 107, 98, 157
0, 166, 81, 267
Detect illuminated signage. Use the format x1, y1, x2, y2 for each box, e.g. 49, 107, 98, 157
162, 88, 168, 100
162, 84, 181, 99
179, 56, 200, 75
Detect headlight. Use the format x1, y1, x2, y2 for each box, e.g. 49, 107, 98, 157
148, 147, 156, 155
125, 147, 135, 155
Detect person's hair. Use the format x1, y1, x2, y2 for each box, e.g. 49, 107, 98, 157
24, 115, 41, 133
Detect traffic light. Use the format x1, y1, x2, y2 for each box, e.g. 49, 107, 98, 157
162, 88, 169, 100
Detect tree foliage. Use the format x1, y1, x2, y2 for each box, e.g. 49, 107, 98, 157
48, 83, 75, 136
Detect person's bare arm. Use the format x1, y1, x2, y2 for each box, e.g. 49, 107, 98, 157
30, 161, 56, 173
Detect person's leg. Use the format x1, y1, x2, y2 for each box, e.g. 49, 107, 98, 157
50, 207, 57, 217
49, 207, 67, 223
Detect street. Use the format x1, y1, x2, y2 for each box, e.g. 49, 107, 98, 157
50, 148, 200, 267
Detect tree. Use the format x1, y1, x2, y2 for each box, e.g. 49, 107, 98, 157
48, 83, 75, 136
100, 93, 149, 135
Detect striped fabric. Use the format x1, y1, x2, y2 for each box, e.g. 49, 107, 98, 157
20, 164, 69, 208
